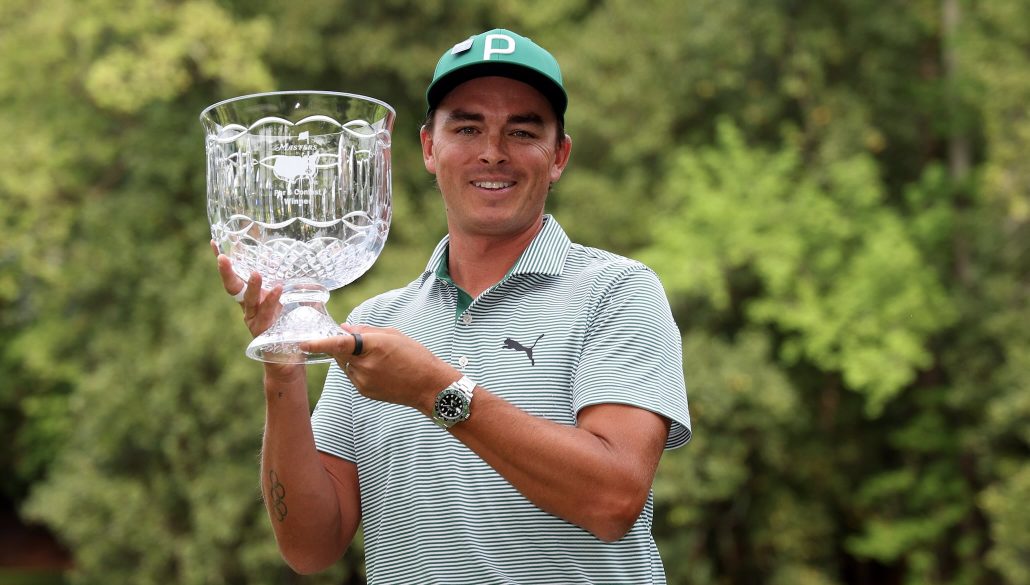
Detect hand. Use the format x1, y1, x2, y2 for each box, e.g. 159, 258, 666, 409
211, 240, 284, 339
211, 241, 303, 381
300, 325, 461, 415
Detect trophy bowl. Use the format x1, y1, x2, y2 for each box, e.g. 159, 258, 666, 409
200, 91, 395, 363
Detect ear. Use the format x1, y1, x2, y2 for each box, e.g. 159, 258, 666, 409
420, 125, 437, 175
549, 134, 573, 183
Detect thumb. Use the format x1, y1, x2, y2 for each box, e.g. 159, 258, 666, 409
300, 332, 361, 357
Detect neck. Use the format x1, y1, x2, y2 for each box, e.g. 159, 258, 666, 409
447, 217, 544, 298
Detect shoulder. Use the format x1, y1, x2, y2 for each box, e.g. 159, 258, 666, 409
565, 242, 648, 274
563, 243, 666, 297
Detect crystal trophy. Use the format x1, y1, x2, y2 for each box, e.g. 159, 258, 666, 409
200, 91, 394, 363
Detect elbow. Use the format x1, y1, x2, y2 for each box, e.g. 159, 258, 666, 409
584, 488, 649, 543
282, 550, 336, 576
287, 562, 320, 576
589, 510, 640, 543
277, 538, 343, 575
591, 523, 634, 544
270, 511, 354, 575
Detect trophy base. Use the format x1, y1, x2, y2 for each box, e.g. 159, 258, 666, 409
246, 282, 345, 364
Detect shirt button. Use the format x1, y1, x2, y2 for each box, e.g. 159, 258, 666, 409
458, 356, 469, 369
460, 313, 473, 325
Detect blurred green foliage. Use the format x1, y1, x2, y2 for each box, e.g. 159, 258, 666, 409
0, 0, 1027, 583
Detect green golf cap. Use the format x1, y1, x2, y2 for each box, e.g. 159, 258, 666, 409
426, 29, 567, 121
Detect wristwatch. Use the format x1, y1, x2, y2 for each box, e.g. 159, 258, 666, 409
432, 376, 475, 428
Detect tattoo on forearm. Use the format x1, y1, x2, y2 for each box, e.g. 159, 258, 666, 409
268, 470, 287, 521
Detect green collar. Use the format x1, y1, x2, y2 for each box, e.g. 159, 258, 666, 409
433, 250, 477, 318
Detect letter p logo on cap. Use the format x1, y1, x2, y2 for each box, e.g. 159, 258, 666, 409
483, 34, 516, 60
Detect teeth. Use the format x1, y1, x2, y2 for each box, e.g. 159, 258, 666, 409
473, 181, 513, 189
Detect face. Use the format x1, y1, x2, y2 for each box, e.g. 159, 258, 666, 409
420, 76, 572, 240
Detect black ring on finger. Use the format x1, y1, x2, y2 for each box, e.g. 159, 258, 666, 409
351, 332, 363, 356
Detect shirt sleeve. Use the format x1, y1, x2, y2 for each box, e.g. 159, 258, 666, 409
310, 307, 366, 463
571, 266, 692, 449
310, 364, 358, 462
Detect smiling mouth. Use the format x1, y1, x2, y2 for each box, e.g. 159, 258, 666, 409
472, 181, 515, 190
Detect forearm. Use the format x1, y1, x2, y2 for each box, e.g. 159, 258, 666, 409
261, 367, 353, 573
445, 387, 668, 542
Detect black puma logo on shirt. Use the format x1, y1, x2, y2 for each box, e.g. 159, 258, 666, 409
502, 334, 544, 366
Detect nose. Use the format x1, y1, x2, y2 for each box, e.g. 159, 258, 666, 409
478, 133, 508, 165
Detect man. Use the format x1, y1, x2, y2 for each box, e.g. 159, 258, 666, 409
215, 28, 691, 584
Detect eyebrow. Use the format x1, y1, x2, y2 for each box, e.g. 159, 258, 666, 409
445, 110, 484, 124
444, 109, 546, 127
508, 112, 545, 127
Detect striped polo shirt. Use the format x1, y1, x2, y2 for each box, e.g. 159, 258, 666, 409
311, 215, 691, 584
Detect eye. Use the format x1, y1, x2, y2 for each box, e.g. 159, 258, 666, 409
510, 129, 536, 139
457, 126, 479, 136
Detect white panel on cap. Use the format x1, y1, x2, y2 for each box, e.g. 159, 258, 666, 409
451, 36, 474, 55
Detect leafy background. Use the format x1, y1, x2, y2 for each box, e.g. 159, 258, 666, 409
1, 0, 1027, 583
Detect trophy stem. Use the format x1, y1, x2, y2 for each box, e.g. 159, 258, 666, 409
245, 282, 345, 364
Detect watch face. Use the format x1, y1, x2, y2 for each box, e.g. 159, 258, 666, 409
437, 391, 465, 420
433, 380, 473, 428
